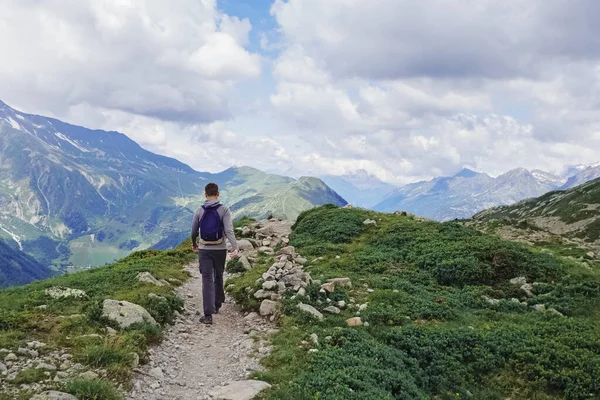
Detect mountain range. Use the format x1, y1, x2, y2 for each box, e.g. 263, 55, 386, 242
364, 165, 599, 221
0, 100, 346, 277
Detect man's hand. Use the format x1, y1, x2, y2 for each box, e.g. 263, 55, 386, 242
192, 244, 199, 253
230, 249, 239, 259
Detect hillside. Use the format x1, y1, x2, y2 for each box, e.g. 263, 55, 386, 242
374, 168, 566, 221
0, 240, 53, 288
227, 205, 600, 399
0, 100, 345, 274
471, 178, 600, 256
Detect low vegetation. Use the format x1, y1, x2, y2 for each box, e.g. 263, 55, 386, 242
0, 246, 196, 398
227, 205, 600, 400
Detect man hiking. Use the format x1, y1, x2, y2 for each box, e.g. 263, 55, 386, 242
191, 182, 238, 325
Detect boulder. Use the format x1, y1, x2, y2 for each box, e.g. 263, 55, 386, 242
363, 219, 377, 226
510, 277, 527, 286
532, 304, 546, 312
209, 380, 272, 400
30, 391, 78, 400
346, 317, 363, 326
295, 257, 307, 265
320, 282, 335, 293
4, 353, 17, 361
101, 299, 158, 329
45, 286, 87, 299
259, 300, 277, 316
297, 303, 324, 321
237, 239, 255, 252
136, 272, 165, 286
239, 256, 252, 271
278, 246, 296, 257
482, 295, 500, 306
328, 277, 352, 288
258, 246, 274, 254
253, 290, 271, 300
521, 283, 534, 297
324, 306, 341, 314
262, 281, 277, 290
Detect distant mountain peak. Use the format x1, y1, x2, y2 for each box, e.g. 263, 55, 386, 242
454, 168, 480, 178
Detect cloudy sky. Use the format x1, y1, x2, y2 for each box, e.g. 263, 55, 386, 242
1, 0, 599, 184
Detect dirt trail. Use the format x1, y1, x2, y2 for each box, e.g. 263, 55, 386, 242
127, 262, 275, 400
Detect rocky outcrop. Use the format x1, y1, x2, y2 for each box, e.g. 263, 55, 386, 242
44, 287, 87, 299
136, 272, 165, 286
102, 299, 158, 329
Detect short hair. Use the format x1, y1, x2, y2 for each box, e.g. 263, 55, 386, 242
205, 182, 219, 196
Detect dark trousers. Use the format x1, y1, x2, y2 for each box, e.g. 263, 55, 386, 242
199, 249, 227, 316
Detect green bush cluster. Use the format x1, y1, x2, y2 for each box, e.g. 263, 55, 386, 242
256, 205, 600, 400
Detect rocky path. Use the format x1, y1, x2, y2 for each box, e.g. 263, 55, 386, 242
127, 262, 276, 400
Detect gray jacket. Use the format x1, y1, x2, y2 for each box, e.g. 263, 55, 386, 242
191, 200, 238, 251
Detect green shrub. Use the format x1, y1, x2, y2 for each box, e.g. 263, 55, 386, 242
12, 368, 47, 384
66, 378, 123, 400
76, 342, 133, 368
226, 258, 246, 273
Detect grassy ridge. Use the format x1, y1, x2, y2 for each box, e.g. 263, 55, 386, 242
228, 205, 600, 399
0, 245, 196, 399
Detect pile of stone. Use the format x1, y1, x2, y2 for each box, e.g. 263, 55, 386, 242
253, 245, 311, 315
0, 340, 113, 398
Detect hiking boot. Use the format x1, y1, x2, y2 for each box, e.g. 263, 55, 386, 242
199, 315, 213, 325
215, 304, 221, 314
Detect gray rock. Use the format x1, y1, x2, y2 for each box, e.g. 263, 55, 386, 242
136, 272, 165, 286
310, 333, 319, 346
533, 304, 546, 312
27, 341, 46, 349
262, 281, 277, 290
297, 287, 307, 297
209, 380, 272, 400
337, 300, 346, 308
258, 246, 274, 254
37, 305, 47, 310
148, 367, 164, 381
253, 290, 271, 300
18, 347, 38, 357
324, 306, 341, 314
239, 256, 252, 271
0, 362, 6, 373
510, 277, 527, 286
278, 246, 296, 257
101, 299, 158, 329
521, 283, 534, 297
45, 286, 87, 299
4, 353, 17, 361
30, 391, 78, 400
482, 295, 500, 305
36, 362, 57, 371
259, 300, 277, 316
106, 326, 118, 336
363, 219, 377, 226
295, 257, 307, 265
297, 303, 324, 321
78, 370, 99, 380
237, 239, 255, 251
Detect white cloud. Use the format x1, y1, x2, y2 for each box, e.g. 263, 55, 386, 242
0, 0, 261, 123
265, 0, 600, 183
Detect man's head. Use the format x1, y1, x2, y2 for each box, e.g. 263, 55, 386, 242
205, 182, 219, 199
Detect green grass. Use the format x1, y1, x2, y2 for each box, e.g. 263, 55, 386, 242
228, 205, 600, 400
66, 378, 123, 400
12, 368, 48, 384
0, 247, 196, 395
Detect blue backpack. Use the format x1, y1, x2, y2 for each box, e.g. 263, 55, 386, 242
199, 204, 224, 244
